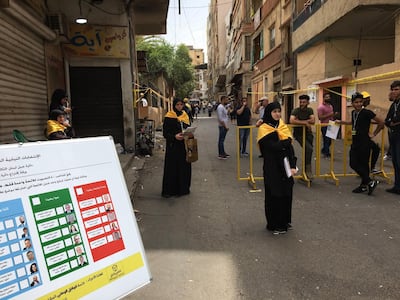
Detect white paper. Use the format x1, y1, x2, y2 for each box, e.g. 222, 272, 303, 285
325, 120, 340, 140
284, 157, 292, 178
182, 126, 197, 136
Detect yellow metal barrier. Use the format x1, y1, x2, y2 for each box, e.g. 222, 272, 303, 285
236, 124, 393, 189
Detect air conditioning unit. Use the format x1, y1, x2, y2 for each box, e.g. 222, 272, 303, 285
46, 13, 68, 36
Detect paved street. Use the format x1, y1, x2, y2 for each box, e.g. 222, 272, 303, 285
125, 111, 400, 300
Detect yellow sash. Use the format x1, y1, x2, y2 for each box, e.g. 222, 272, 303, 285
47, 120, 66, 135
257, 119, 293, 143
165, 110, 190, 125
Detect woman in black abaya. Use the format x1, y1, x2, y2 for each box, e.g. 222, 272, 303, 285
161, 98, 192, 198
257, 102, 297, 235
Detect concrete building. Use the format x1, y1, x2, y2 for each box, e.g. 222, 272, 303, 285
187, 46, 204, 66
293, 0, 400, 122
250, 0, 295, 122
207, 0, 233, 102
0, 0, 168, 150
187, 46, 208, 102
225, 0, 253, 106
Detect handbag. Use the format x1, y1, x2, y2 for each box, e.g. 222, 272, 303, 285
184, 137, 198, 163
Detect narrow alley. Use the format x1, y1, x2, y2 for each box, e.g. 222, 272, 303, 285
126, 112, 400, 299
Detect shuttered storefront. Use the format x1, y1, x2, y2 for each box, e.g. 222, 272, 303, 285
0, 11, 47, 144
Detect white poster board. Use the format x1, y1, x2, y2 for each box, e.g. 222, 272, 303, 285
0, 137, 151, 300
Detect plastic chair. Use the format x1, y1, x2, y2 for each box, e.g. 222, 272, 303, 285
12, 129, 35, 143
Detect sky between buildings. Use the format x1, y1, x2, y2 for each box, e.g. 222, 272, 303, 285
160, 0, 210, 62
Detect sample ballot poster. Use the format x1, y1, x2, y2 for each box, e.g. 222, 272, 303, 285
0, 137, 151, 300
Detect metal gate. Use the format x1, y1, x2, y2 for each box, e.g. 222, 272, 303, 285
0, 11, 47, 143
69, 67, 124, 145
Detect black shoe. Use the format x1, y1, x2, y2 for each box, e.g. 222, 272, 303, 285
162, 194, 172, 198
367, 180, 378, 195
352, 185, 367, 193
386, 187, 400, 194
258, 154, 263, 158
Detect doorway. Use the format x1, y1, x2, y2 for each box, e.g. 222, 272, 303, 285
69, 67, 124, 145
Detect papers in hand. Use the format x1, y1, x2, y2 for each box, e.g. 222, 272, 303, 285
182, 126, 196, 136
284, 157, 292, 178
283, 157, 298, 178
326, 120, 340, 140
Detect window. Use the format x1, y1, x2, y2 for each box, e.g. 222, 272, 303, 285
269, 25, 275, 50
245, 36, 251, 61
252, 32, 263, 63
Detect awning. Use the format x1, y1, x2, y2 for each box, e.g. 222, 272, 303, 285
312, 75, 343, 85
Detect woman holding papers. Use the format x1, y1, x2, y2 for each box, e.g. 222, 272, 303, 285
161, 98, 193, 198
257, 102, 297, 235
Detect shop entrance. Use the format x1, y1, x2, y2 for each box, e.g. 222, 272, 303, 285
69, 67, 124, 145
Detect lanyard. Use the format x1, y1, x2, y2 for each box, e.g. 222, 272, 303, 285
394, 101, 399, 118
352, 108, 363, 130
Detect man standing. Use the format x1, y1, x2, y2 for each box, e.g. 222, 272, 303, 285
290, 94, 315, 179
217, 96, 230, 159
361, 91, 381, 174
337, 92, 383, 194
317, 92, 338, 158
235, 97, 252, 157
385, 80, 400, 194
254, 96, 269, 125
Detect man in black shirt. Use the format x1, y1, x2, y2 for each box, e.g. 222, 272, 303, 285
337, 92, 383, 194
290, 94, 315, 180
236, 97, 252, 157
385, 80, 400, 194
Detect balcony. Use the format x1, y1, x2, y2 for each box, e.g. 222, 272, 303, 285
133, 0, 169, 34
292, 0, 400, 52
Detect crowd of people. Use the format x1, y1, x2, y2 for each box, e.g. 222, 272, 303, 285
160, 80, 400, 236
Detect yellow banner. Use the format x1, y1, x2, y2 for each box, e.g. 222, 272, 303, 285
39, 252, 144, 300
64, 24, 130, 58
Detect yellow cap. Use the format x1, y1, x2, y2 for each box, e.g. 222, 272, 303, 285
184, 97, 189, 102
361, 91, 371, 98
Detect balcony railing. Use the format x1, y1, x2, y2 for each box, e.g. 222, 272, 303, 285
293, 0, 327, 32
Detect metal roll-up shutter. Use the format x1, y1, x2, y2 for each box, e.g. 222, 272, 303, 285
0, 11, 48, 144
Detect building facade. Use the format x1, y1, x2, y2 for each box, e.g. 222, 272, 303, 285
207, 0, 233, 102
225, 0, 253, 104
0, 0, 169, 149
208, 0, 400, 125
293, 0, 400, 122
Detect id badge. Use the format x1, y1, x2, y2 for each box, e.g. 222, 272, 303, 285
352, 130, 357, 136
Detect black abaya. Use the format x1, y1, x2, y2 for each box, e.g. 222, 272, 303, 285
258, 131, 296, 231
161, 116, 192, 197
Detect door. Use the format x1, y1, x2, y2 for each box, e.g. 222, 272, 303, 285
69, 67, 124, 145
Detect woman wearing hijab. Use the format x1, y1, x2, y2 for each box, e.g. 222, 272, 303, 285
257, 102, 297, 235
162, 98, 193, 198
49, 89, 74, 136
46, 109, 71, 140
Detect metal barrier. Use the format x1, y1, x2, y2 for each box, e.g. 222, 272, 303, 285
235, 124, 393, 190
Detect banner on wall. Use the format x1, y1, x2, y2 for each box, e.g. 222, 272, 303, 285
64, 24, 130, 58
0, 137, 151, 300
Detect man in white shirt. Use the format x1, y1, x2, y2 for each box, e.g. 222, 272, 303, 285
217, 96, 230, 159
254, 96, 269, 127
